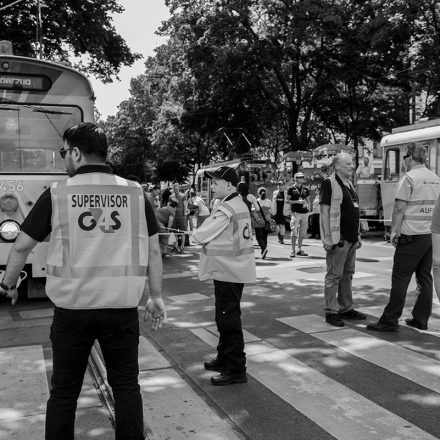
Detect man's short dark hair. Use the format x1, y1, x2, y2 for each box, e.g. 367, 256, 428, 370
406, 142, 428, 164
62, 122, 108, 160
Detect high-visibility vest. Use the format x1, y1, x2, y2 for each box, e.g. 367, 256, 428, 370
399, 167, 440, 235
198, 196, 256, 283
319, 174, 357, 245
46, 172, 149, 309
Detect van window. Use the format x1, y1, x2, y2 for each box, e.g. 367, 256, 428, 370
384, 149, 400, 182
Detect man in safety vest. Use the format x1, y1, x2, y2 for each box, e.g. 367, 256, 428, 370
320, 153, 366, 327
0, 123, 166, 439
367, 143, 440, 332
192, 166, 256, 386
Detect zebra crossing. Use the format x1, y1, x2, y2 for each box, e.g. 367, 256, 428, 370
183, 311, 440, 440
3, 305, 440, 439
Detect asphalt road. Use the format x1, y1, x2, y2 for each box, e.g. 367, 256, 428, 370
1, 234, 440, 439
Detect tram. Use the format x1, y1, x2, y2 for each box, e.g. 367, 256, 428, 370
195, 159, 278, 207
380, 118, 440, 235
0, 41, 95, 298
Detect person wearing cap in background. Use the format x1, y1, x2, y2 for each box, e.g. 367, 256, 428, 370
192, 166, 256, 386
287, 172, 310, 257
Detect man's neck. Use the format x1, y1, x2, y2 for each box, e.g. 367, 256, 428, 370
335, 172, 349, 184
410, 163, 425, 171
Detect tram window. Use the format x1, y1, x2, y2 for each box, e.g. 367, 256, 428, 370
0, 105, 81, 173
384, 149, 400, 182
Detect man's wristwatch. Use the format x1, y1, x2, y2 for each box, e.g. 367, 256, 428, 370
0, 281, 16, 291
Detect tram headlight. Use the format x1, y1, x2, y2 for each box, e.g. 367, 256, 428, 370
0, 220, 20, 242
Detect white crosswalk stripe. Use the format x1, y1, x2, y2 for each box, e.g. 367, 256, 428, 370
279, 314, 440, 393
190, 326, 438, 440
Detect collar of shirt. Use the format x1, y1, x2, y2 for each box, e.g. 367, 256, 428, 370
74, 164, 113, 175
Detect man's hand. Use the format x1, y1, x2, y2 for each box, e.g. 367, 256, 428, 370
0, 286, 18, 306
323, 243, 333, 251
144, 297, 167, 330
390, 231, 400, 248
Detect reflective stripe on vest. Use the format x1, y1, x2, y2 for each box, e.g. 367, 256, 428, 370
46, 173, 149, 309
202, 210, 253, 257
198, 196, 256, 283
319, 174, 343, 245
400, 168, 440, 235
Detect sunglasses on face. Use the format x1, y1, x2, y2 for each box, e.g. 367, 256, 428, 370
59, 147, 73, 159
403, 154, 411, 160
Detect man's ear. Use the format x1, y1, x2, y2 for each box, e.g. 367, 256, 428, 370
72, 147, 81, 162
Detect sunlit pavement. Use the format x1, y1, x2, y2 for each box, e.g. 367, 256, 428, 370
2, 234, 440, 439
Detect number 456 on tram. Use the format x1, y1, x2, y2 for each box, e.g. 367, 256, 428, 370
0, 41, 95, 299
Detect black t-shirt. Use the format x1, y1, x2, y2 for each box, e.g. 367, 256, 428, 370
287, 185, 309, 214
320, 176, 359, 242
20, 165, 159, 242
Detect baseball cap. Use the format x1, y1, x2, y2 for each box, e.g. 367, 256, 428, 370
204, 166, 239, 186
294, 172, 305, 178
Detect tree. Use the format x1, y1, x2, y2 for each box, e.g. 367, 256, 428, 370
2, 0, 141, 81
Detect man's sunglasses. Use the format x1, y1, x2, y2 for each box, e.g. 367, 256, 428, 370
59, 147, 73, 159
403, 154, 411, 160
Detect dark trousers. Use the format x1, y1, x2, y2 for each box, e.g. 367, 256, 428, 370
309, 213, 320, 238
213, 280, 246, 373
45, 307, 143, 440
379, 234, 433, 326
255, 227, 269, 252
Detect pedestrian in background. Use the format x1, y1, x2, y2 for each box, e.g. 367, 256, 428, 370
0, 123, 166, 440
256, 187, 271, 259
192, 166, 256, 386
270, 181, 289, 244
171, 182, 188, 252
320, 152, 366, 327
287, 172, 310, 257
155, 195, 178, 256
146, 184, 161, 210
188, 190, 210, 227
367, 143, 440, 332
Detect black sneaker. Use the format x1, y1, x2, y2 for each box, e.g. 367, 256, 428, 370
325, 314, 345, 327
262, 249, 268, 260
366, 321, 399, 332
204, 358, 227, 372
405, 318, 428, 330
338, 309, 367, 320
297, 250, 308, 256
211, 371, 247, 386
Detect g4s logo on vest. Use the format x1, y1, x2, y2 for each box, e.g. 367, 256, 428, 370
78, 208, 121, 233
243, 223, 251, 240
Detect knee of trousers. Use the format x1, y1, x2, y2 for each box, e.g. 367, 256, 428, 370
216, 312, 241, 332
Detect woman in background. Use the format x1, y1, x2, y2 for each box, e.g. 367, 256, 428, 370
256, 187, 271, 259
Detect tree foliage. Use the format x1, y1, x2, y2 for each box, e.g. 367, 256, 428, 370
2, 0, 141, 81
105, 0, 440, 180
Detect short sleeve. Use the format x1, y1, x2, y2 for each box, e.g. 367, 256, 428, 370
144, 195, 159, 236
394, 176, 412, 201
431, 196, 440, 234
20, 188, 52, 241
319, 179, 332, 205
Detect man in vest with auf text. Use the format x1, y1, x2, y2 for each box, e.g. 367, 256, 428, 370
367, 143, 440, 332
192, 166, 256, 386
0, 123, 166, 440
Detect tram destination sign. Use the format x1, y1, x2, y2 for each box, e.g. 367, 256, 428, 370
0, 74, 51, 91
